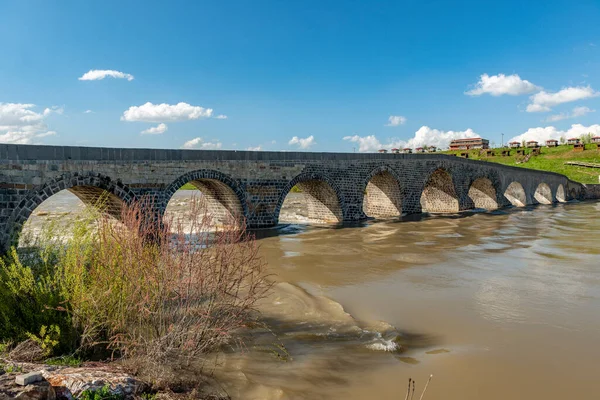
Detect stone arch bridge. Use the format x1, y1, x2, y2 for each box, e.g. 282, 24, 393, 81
0, 144, 594, 251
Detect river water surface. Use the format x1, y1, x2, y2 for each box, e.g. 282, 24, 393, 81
22, 192, 600, 400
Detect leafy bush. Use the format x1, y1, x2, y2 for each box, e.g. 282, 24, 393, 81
1, 196, 271, 366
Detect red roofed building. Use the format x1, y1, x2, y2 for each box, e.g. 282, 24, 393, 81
509, 141, 521, 148
546, 139, 559, 147
592, 136, 600, 144
449, 137, 489, 150
567, 138, 580, 145
526, 140, 539, 148
403, 148, 412, 154
378, 149, 388, 153
391, 148, 400, 154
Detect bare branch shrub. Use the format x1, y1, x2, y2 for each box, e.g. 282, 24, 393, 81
65, 196, 271, 365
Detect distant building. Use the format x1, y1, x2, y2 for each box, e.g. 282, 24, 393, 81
546, 139, 559, 147
403, 148, 412, 154
391, 148, 400, 154
567, 138, 580, 145
509, 141, 521, 148
526, 140, 539, 148
378, 149, 388, 153
415, 147, 425, 153
428, 146, 437, 152
449, 138, 489, 150
592, 136, 600, 144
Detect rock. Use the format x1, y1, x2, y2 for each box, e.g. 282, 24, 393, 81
16, 372, 44, 386
43, 367, 148, 399
0, 374, 56, 400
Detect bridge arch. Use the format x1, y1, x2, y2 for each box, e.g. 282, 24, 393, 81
468, 177, 499, 210
275, 172, 345, 224
7, 173, 137, 248
362, 166, 403, 219
162, 170, 248, 226
420, 168, 459, 213
556, 184, 566, 203
534, 182, 553, 205
504, 182, 527, 207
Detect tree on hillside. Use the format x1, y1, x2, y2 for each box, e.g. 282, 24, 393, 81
580, 132, 593, 144
559, 136, 566, 145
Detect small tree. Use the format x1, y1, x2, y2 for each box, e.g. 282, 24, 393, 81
580, 132, 593, 144
559, 136, 566, 145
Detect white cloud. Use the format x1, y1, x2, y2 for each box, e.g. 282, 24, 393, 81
527, 86, 599, 112
546, 106, 595, 122
344, 126, 480, 152
0, 103, 60, 144
466, 73, 540, 96
247, 145, 262, 151
214, 114, 228, 119
84, 109, 94, 114
343, 135, 384, 153
121, 102, 213, 122
79, 69, 134, 81
141, 123, 168, 135
508, 124, 600, 144
385, 115, 407, 127
182, 137, 222, 150
288, 135, 316, 149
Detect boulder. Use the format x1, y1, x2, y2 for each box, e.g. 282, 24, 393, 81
0, 374, 56, 400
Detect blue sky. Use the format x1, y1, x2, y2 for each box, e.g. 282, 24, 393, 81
1, 0, 600, 152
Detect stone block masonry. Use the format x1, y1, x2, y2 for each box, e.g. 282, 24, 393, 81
0, 144, 597, 251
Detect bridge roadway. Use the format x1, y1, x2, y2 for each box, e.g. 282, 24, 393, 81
0, 144, 594, 250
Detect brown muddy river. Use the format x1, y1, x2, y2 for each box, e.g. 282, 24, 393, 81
21, 191, 600, 400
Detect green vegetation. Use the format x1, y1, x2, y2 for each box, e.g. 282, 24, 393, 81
179, 182, 197, 190
45, 354, 82, 367
0, 197, 270, 384
440, 144, 600, 184
80, 385, 124, 400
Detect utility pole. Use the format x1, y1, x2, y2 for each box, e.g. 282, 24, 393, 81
501, 133, 504, 148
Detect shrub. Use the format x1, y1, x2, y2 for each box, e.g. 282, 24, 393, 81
1, 196, 271, 367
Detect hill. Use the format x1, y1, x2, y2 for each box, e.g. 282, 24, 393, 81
440, 145, 600, 184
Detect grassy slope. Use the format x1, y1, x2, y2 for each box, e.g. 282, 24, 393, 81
440, 145, 600, 184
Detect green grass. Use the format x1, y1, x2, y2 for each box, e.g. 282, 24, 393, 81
179, 182, 198, 190
440, 145, 600, 184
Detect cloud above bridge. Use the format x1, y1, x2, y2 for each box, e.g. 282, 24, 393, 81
526, 86, 599, 112
508, 123, 600, 144
121, 102, 214, 122
288, 135, 316, 149
385, 115, 407, 127
78, 69, 134, 81
141, 123, 168, 135
466, 73, 540, 96
182, 137, 222, 150
0, 103, 62, 144
344, 126, 481, 152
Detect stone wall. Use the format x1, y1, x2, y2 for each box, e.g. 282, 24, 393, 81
0, 144, 594, 251
583, 184, 600, 200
